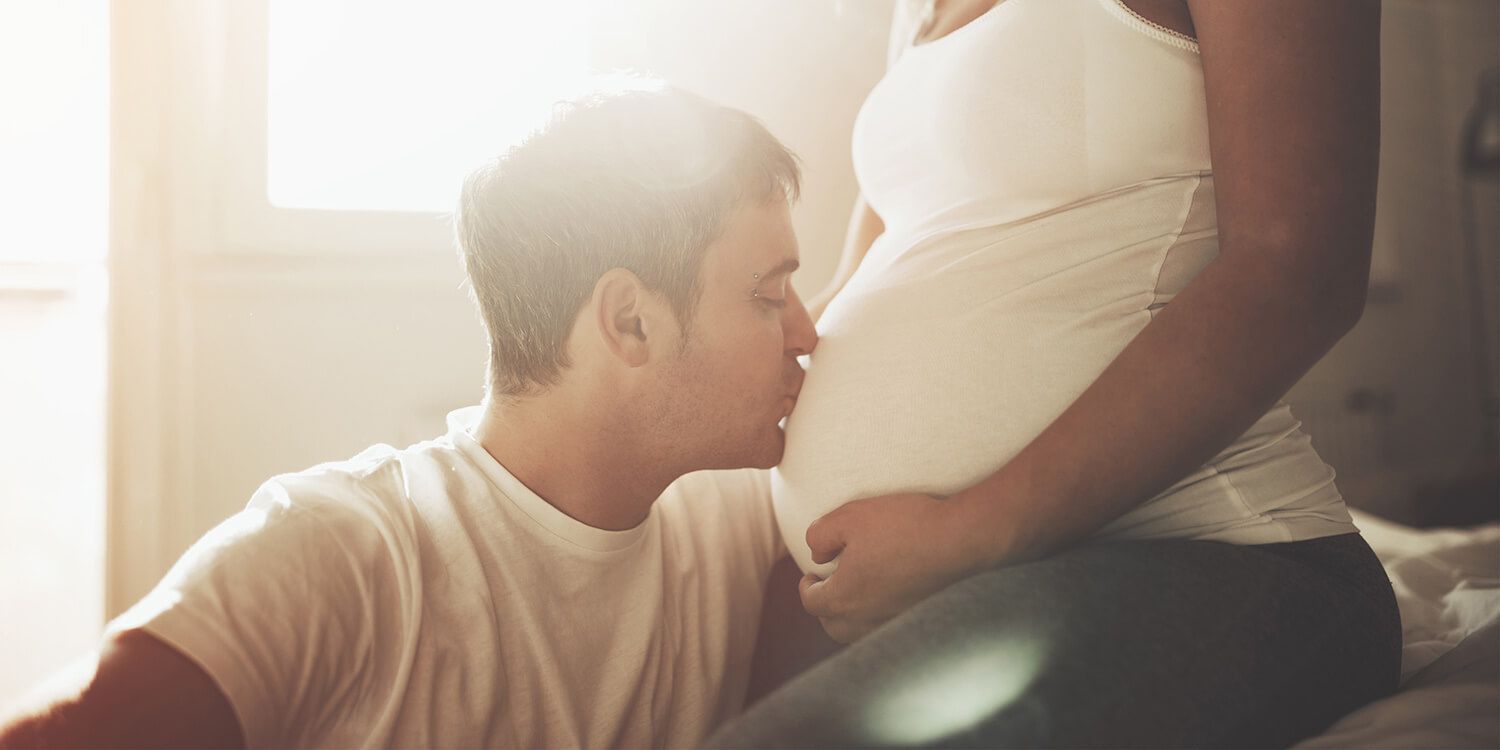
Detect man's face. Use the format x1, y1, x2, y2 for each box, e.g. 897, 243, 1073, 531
654, 199, 818, 470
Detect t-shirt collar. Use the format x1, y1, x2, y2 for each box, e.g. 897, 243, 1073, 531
445, 406, 653, 554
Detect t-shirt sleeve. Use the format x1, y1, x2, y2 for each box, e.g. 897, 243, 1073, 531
104, 478, 410, 748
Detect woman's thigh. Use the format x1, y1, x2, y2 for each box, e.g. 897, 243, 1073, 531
710, 534, 1400, 749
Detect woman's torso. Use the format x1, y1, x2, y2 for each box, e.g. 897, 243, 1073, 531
774, 0, 1357, 575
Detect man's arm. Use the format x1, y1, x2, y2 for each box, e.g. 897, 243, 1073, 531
0, 629, 245, 749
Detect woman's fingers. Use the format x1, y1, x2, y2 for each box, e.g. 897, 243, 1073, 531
805, 511, 848, 565
816, 615, 880, 644
798, 572, 831, 615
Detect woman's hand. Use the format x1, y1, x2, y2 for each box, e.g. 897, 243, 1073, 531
797, 492, 1004, 643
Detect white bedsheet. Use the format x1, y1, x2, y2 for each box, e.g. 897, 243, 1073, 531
1293, 510, 1500, 749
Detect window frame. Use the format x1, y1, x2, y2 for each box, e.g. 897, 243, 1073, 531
210, 0, 456, 259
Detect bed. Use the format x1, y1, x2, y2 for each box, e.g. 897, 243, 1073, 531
1294, 509, 1500, 749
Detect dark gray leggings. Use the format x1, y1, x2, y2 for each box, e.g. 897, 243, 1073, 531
709, 533, 1401, 749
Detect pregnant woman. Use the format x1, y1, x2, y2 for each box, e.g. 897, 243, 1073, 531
713, 0, 1399, 747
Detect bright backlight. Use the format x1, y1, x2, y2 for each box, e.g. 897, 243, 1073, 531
268, 1, 591, 212
0, 1, 107, 262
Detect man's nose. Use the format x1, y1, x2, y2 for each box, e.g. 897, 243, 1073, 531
783, 286, 818, 357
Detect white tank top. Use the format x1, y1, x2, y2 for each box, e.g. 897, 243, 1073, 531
774, 0, 1357, 576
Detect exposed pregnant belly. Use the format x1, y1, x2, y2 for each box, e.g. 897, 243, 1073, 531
774, 214, 1171, 576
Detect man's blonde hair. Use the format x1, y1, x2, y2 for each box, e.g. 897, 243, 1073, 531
456, 82, 801, 397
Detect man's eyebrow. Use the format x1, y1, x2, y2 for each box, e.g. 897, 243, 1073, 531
757, 258, 800, 280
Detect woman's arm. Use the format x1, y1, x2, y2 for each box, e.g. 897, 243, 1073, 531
960, 0, 1381, 563
807, 195, 884, 322
800, 0, 1381, 642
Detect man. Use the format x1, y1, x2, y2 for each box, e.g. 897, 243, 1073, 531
0, 82, 817, 748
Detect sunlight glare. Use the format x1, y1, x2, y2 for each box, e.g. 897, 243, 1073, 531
268, 0, 592, 212
0, 1, 108, 262
860, 634, 1048, 745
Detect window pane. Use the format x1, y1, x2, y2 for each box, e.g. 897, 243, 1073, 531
268, 0, 591, 212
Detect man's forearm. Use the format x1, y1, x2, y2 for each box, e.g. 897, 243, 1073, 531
0, 631, 245, 749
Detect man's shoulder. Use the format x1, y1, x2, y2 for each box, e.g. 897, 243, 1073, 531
253, 437, 457, 536
99, 440, 463, 749
264, 443, 401, 507
137, 439, 459, 621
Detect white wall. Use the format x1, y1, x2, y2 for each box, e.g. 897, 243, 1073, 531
1286, 0, 1500, 523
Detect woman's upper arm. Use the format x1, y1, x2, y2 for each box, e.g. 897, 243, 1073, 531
1187, 0, 1381, 310
845, 196, 885, 263
810, 196, 885, 320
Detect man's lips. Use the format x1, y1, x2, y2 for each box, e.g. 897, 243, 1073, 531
786, 367, 806, 398
780, 365, 806, 421
780, 395, 798, 420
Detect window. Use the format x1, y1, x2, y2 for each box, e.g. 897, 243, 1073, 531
266, 0, 591, 213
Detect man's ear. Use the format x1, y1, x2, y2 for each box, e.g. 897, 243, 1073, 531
590, 268, 676, 368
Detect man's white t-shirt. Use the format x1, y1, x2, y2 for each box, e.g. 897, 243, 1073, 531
106, 407, 785, 748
